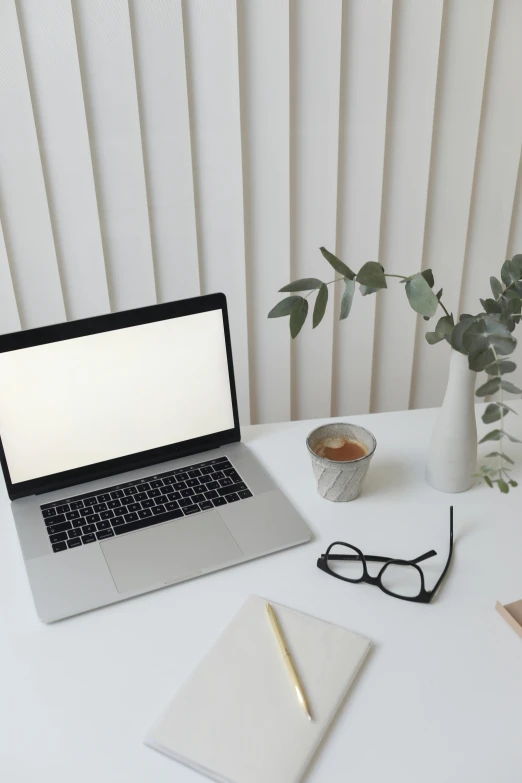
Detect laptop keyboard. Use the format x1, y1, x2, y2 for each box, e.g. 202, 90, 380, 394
40, 456, 252, 553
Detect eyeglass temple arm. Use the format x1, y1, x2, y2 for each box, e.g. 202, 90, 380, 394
324, 549, 437, 564
430, 505, 454, 596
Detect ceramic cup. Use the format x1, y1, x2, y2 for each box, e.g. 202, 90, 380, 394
306, 422, 377, 502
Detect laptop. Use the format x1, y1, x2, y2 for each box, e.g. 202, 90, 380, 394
0, 293, 311, 622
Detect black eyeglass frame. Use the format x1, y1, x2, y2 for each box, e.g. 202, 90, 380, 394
317, 506, 454, 604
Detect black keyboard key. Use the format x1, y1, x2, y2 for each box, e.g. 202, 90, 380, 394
134, 492, 147, 502
188, 470, 201, 478
114, 508, 184, 536
212, 497, 227, 507
138, 482, 150, 491
123, 495, 134, 504
181, 488, 194, 497
138, 508, 153, 519
178, 497, 193, 508
82, 533, 96, 544
82, 524, 96, 534
166, 491, 181, 501
183, 504, 200, 515
111, 489, 124, 499
47, 520, 72, 535
69, 527, 83, 538
96, 529, 114, 540
152, 505, 166, 515
49, 531, 68, 544
176, 472, 189, 481
79, 507, 92, 517
107, 499, 121, 509
223, 468, 237, 478
96, 520, 111, 531
192, 493, 205, 504
84, 497, 97, 506
56, 504, 70, 513
97, 493, 111, 503
186, 478, 199, 487
67, 537, 82, 549
173, 481, 187, 490
162, 475, 176, 484
149, 479, 164, 488
45, 513, 66, 527
124, 487, 136, 496
42, 507, 57, 518
112, 517, 125, 527
127, 503, 141, 513
200, 466, 214, 475
154, 495, 168, 504
124, 511, 139, 523
100, 510, 115, 520
206, 480, 219, 490
205, 489, 218, 499
148, 488, 161, 498
226, 471, 241, 483
93, 503, 107, 513
219, 478, 233, 487
213, 471, 225, 480
142, 498, 155, 508
199, 500, 213, 511
164, 501, 179, 511
238, 489, 253, 499
226, 493, 239, 503
113, 507, 127, 517
52, 541, 67, 553
217, 482, 245, 496
66, 510, 80, 521
219, 461, 232, 470
85, 513, 101, 524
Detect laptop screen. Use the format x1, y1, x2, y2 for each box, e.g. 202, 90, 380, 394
0, 308, 235, 485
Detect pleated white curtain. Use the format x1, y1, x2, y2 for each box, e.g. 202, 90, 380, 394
0, 0, 521, 425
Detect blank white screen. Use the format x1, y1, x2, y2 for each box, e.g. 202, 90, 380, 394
0, 309, 235, 484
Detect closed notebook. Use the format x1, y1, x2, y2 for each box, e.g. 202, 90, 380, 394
145, 595, 371, 783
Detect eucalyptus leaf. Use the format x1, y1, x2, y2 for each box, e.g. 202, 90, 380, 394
319, 247, 355, 280
359, 285, 380, 296
484, 475, 493, 488
479, 429, 502, 443
450, 317, 475, 353
501, 259, 521, 287
482, 403, 510, 424
501, 380, 522, 394
405, 273, 438, 317
340, 278, 355, 320
485, 451, 514, 463
505, 431, 522, 443
425, 331, 444, 345
421, 269, 435, 288
480, 298, 502, 315
476, 377, 501, 397
467, 345, 495, 373
512, 254, 522, 275
289, 297, 308, 338
490, 276, 503, 299
279, 278, 323, 292
503, 287, 521, 301
484, 360, 516, 375
497, 479, 510, 493
268, 296, 302, 318
356, 261, 387, 290
313, 284, 328, 328
510, 480, 519, 487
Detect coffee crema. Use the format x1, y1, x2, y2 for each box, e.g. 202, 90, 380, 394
313, 436, 367, 462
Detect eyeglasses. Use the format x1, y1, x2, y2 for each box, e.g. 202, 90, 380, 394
317, 506, 454, 603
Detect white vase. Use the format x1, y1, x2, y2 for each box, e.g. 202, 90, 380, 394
426, 348, 477, 493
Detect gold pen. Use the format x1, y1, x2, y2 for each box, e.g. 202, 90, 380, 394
266, 602, 313, 722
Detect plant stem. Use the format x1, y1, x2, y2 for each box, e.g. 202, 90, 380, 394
304, 278, 344, 298
438, 300, 451, 318
491, 345, 504, 481
383, 273, 407, 279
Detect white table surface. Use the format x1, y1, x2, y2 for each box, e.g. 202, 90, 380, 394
1, 403, 522, 783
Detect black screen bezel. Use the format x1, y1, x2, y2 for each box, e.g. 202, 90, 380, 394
0, 293, 241, 500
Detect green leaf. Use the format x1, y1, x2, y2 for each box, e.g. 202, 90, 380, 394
435, 314, 455, 338
505, 431, 522, 443
451, 316, 476, 353
340, 278, 355, 320
501, 380, 522, 394
289, 297, 308, 338
268, 296, 302, 318
480, 298, 502, 315
476, 377, 501, 397
421, 269, 435, 288
468, 346, 495, 373
484, 475, 493, 488
319, 247, 355, 280
482, 403, 511, 425
436, 288, 443, 300
490, 276, 503, 299
404, 273, 439, 317
485, 451, 514, 464
479, 429, 502, 443
512, 254, 522, 276
356, 261, 387, 290
425, 331, 445, 345
510, 480, 519, 487
497, 479, 510, 493
359, 285, 380, 296
313, 284, 328, 328
484, 360, 516, 375
279, 278, 323, 292
501, 259, 521, 287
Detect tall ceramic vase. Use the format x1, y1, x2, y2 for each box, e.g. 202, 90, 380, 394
426, 349, 477, 493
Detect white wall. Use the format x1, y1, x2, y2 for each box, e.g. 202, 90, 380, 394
0, 0, 521, 424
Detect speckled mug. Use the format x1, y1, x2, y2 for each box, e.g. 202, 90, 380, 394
306, 423, 377, 501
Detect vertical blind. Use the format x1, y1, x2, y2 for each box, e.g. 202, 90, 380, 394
0, 0, 521, 425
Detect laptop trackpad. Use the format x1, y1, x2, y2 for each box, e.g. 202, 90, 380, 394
100, 511, 243, 594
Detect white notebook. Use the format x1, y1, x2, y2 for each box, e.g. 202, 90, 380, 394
145, 595, 371, 783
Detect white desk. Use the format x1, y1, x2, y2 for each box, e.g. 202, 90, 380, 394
1, 404, 522, 783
